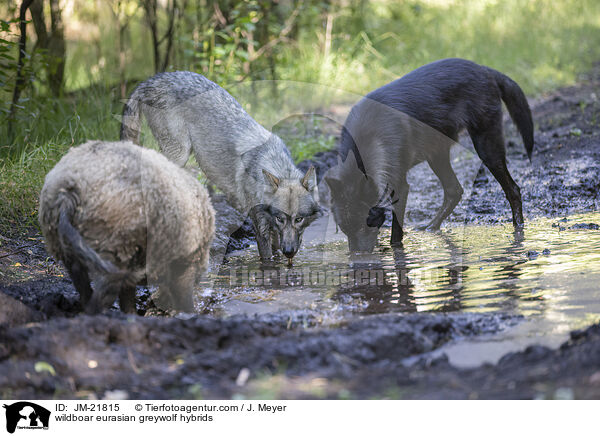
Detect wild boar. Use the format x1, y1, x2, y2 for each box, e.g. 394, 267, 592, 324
39, 140, 215, 314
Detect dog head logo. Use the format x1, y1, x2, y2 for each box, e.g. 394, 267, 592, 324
3, 402, 50, 433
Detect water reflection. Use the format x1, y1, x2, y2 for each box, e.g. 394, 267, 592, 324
207, 212, 600, 332
329, 245, 417, 313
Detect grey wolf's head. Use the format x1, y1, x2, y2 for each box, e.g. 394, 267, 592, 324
262, 166, 322, 259
325, 153, 383, 254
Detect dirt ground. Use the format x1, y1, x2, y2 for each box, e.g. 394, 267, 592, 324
0, 67, 599, 399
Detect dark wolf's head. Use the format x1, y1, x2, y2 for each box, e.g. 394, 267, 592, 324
262, 166, 322, 259
325, 153, 384, 254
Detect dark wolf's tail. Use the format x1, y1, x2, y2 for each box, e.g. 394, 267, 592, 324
490, 69, 535, 160
120, 87, 142, 144
56, 190, 138, 309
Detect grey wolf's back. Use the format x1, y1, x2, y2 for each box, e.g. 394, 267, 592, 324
131, 71, 224, 109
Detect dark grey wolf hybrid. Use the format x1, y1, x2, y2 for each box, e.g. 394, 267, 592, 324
120, 71, 320, 261
39, 140, 215, 313
325, 58, 534, 253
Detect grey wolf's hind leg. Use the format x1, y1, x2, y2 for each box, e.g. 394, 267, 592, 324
422, 148, 463, 230
145, 109, 192, 167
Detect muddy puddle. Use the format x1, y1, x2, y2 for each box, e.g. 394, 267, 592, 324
203, 211, 600, 367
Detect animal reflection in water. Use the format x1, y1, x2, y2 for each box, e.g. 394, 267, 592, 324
332, 236, 469, 314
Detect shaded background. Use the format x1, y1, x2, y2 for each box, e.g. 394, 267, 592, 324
2, 0, 600, 233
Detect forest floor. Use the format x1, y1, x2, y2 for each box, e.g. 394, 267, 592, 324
0, 67, 599, 400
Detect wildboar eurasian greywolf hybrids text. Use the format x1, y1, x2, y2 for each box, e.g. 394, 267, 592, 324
326, 58, 534, 253
120, 71, 321, 262
39, 140, 215, 313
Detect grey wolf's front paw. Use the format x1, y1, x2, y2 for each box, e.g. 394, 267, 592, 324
415, 222, 441, 231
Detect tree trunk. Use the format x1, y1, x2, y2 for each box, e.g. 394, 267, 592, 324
47, 0, 65, 96
143, 0, 179, 73
143, 0, 160, 72
29, 0, 48, 48
160, 0, 177, 71
7, 0, 35, 141
118, 15, 127, 99
29, 0, 66, 97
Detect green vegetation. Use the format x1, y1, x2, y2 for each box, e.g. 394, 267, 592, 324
2, 0, 600, 235
0, 86, 121, 234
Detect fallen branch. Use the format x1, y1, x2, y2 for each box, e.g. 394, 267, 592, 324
0, 243, 37, 259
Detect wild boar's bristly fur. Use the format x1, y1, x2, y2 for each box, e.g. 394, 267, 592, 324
39, 140, 215, 314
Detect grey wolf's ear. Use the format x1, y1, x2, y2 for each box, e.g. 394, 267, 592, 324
263, 169, 280, 190
324, 176, 343, 194
301, 165, 316, 191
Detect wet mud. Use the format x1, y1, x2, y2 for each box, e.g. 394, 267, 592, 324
1, 69, 600, 399
0, 310, 521, 399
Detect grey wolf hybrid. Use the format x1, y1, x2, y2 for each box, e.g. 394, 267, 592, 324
39, 140, 215, 313
325, 58, 534, 252
120, 71, 321, 261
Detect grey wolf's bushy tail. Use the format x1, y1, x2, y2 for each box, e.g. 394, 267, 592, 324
120, 90, 142, 143
490, 69, 535, 160
56, 190, 138, 301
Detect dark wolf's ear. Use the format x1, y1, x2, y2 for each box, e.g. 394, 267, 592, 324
263, 169, 280, 190
301, 165, 316, 191
324, 176, 343, 194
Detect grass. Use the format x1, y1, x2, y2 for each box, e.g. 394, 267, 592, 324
0, 87, 121, 236
2, 0, 600, 235
273, 115, 338, 162
0, 141, 64, 234
278, 0, 600, 95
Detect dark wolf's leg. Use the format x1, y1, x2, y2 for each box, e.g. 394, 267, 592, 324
391, 181, 409, 245
469, 123, 524, 228
422, 147, 464, 230
64, 258, 94, 308
118, 285, 137, 314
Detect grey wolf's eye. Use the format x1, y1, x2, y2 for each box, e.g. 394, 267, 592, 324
294, 217, 304, 224
276, 216, 284, 223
